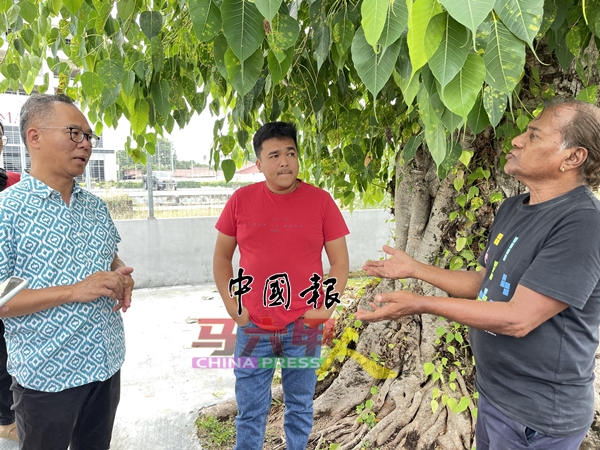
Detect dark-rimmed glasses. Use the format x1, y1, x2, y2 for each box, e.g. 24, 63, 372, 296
39, 127, 99, 148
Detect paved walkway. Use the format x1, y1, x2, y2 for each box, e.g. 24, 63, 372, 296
0, 284, 236, 450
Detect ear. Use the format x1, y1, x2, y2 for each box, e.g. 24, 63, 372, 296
564, 146, 588, 170
26, 127, 42, 151
255, 159, 262, 173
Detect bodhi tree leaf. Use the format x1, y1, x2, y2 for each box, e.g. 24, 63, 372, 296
442, 53, 486, 120
222, 0, 264, 62
378, 0, 408, 48
407, 0, 445, 77
224, 47, 263, 96
189, 0, 221, 42
221, 159, 237, 182
483, 16, 526, 96
494, 0, 544, 49
361, 0, 388, 51
438, 0, 494, 46
352, 27, 401, 98
140, 11, 163, 40
429, 15, 470, 89
267, 13, 299, 62
256, 0, 282, 22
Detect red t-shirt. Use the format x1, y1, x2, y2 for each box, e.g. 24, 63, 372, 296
6, 172, 20, 187
215, 181, 349, 330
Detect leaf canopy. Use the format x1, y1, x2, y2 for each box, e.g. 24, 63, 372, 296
0, 0, 595, 206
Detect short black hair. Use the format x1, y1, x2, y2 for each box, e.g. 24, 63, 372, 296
252, 122, 297, 159
20, 94, 75, 147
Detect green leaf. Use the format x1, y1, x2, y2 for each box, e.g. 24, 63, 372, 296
96, 60, 125, 90
151, 36, 164, 72
122, 71, 135, 96
403, 135, 423, 161
407, 0, 445, 76
81, 72, 104, 99
483, 85, 507, 127
310, 0, 330, 71
362, 0, 388, 50
268, 47, 294, 86
494, 0, 544, 49
379, 0, 408, 48
151, 79, 171, 118
483, 16, 526, 96
189, 0, 221, 42
222, 0, 264, 61
255, 0, 282, 22
4, 63, 19, 80
19, 0, 38, 24
438, 140, 463, 179
333, 18, 355, 55
424, 362, 435, 376
267, 14, 299, 62
442, 53, 486, 120
351, 27, 401, 98
456, 237, 467, 251
225, 47, 263, 96
577, 85, 598, 103
429, 16, 470, 89
0, 0, 12, 13
438, 0, 494, 45
222, 159, 237, 182
467, 94, 490, 134
449, 256, 464, 270
116, 0, 135, 20
131, 99, 150, 134
63, 0, 84, 15
455, 396, 471, 413
424, 124, 447, 168
139, 11, 163, 40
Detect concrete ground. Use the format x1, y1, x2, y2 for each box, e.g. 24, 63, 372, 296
0, 284, 235, 450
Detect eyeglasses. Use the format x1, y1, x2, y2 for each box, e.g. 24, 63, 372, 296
0, 135, 6, 146
39, 127, 99, 148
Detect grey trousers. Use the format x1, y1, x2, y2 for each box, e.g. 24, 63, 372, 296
476, 394, 588, 450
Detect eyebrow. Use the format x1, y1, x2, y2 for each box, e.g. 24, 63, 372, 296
267, 146, 296, 156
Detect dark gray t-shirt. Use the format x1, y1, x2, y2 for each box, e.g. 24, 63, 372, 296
471, 186, 600, 436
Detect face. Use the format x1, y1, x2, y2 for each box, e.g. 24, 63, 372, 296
506, 106, 576, 185
255, 137, 299, 193
30, 102, 93, 179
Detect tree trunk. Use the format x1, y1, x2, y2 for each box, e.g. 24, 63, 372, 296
198, 40, 600, 449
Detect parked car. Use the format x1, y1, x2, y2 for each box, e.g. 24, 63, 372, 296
142, 171, 177, 190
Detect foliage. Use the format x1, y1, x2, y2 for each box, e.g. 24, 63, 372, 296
3, 0, 597, 196
356, 385, 379, 428
195, 416, 236, 449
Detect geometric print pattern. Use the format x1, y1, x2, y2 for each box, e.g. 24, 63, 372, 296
0, 174, 125, 392
481, 232, 519, 304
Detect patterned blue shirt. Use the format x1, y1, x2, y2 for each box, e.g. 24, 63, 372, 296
0, 174, 125, 392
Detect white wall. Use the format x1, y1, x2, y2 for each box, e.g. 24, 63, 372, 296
115, 210, 394, 288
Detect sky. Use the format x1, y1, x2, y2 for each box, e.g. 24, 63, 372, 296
110, 107, 219, 164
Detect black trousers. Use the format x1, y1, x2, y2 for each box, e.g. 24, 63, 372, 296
0, 320, 14, 425
12, 370, 120, 450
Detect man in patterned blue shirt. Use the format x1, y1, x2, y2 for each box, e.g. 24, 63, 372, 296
0, 94, 134, 450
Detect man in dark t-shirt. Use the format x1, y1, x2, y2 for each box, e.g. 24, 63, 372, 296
357, 99, 600, 450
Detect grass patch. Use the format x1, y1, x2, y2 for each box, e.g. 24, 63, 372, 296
196, 416, 236, 449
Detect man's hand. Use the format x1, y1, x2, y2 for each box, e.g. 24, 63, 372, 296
113, 266, 134, 312
302, 303, 335, 328
72, 271, 126, 303
355, 290, 420, 322
363, 245, 418, 280
234, 306, 251, 327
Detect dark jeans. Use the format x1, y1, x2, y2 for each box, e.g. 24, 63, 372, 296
12, 370, 120, 450
0, 320, 14, 426
476, 394, 588, 450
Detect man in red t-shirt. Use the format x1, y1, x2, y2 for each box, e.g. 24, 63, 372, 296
213, 122, 349, 450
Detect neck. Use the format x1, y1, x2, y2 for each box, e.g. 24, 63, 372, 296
29, 168, 74, 204
526, 180, 584, 205
266, 179, 299, 195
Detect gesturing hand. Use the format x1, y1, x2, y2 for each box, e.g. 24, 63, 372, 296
362, 245, 417, 280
